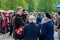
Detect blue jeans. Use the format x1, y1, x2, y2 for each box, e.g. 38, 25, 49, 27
58, 29, 60, 40
5, 25, 8, 33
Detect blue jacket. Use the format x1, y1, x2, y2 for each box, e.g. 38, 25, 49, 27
37, 16, 42, 24
41, 21, 54, 40
22, 23, 41, 40
36, 14, 44, 24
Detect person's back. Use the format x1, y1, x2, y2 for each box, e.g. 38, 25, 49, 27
22, 15, 40, 40
41, 21, 54, 40
41, 13, 54, 40
22, 23, 40, 40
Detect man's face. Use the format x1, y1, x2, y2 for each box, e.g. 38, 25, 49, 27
58, 14, 60, 18
17, 9, 23, 15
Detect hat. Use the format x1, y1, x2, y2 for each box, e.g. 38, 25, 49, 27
29, 15, 36, 23
45, 12, 52, 19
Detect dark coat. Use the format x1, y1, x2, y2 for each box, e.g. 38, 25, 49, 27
41, 21, 54, 40
36, 16, 42, 24
36, 14, 44, 24
14, 14, 25, 39
22, 23, 41, 40
0, 17, 2, 32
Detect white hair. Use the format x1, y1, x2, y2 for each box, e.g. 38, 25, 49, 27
29, 15, 36, 23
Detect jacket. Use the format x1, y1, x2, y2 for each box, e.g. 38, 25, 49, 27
22, 23, 41, 40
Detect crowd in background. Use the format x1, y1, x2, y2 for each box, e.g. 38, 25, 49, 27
0, 6, 60, 40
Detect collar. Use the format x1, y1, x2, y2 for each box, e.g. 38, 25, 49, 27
41, 17, 52, 24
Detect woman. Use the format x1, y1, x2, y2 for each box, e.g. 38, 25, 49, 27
22, 15, 41, 40
41, 13, 54, 40
57, 11, 60, 40
1, 15, 7, 34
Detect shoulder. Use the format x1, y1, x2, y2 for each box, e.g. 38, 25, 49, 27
47, 21, 54, 25
34, 24, 41, 29
45, 21, 54, 28
24, 24, 29, 28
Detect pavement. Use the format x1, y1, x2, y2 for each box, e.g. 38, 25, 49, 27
0, 33, 14, 40
0, 32, 59, 40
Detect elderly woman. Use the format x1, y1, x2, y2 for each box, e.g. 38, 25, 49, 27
41, 13, 54, 40
22, 15, 41, 40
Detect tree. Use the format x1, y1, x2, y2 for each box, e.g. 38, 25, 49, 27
0, 0, 1, 9
45, 0, 54, 12
27, 0, 35, 12
37, 0, 46, 12
0, 0, 60, 12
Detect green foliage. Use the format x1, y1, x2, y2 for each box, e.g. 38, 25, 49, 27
0, 0, 60, 12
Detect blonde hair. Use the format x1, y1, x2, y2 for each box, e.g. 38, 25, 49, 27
16, 6, 23, 11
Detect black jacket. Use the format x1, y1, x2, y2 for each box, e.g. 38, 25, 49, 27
14, 14, 26, 39
15, 14, 25, 29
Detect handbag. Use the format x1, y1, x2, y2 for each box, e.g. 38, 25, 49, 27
15, 25, 23, 35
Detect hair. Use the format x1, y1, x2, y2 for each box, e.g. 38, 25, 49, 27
23, 9, 25, 12
16, 6, 23, 11
29, 15, 36, 23
58, 11, 60, 15
45, 12, 52, 19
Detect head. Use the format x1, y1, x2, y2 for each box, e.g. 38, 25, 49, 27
45, 12, 52, 19
9, 12, 13, 17
16, 6, 23, 15
58, 11, 60, 18
29, 15, 36, 23
33, 12, 38, 17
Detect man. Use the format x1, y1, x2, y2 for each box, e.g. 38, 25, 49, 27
41, 13, 54, 40
22, 15, 41, 40
14, 6, 25, 40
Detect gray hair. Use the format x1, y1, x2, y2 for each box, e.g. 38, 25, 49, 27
29, 15, 36, 23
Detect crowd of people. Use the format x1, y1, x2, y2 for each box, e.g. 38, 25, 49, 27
0, 6, 60, 40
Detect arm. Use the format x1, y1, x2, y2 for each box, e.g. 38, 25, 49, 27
41, 23, 47, 37
22, 25, 27, 37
